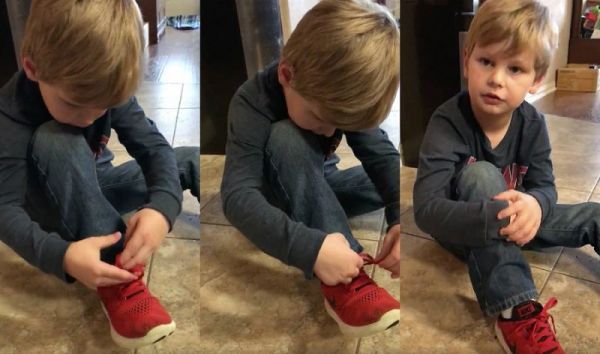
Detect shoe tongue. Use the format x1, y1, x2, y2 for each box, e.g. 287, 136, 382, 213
511, 300, 542, 320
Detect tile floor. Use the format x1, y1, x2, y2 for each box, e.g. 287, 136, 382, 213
0, 27, 200, 353
198, 92, 400, 353
400, 114, 600, 353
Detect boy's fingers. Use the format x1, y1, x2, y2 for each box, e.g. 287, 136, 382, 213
95, 232, 122, 249
125, 216, 140, 242
98, 262, 137, 282
493, 190, 518, 201
375, 235, 394, 261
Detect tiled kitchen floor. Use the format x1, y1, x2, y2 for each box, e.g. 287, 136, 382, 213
198, 92, 400, 353
0, 27, 200, 353
400, 114, 600, 353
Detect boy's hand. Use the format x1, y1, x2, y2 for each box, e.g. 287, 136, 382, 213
120, 208, 170, 270
314, 233, 364, 286
374, 224, 400, 278
494, 190, 542, 246
63, 232, 137, 289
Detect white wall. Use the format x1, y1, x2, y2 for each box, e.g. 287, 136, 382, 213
165, 0, 199, 17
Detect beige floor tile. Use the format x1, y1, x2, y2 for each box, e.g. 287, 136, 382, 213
556, 188, 591, 204
200, 192, 229, 225
168, 191, 199, 240
335, 152, 361, 170
144, 108, 180, 145
400, 207, 431, 240
136, 82, 183, 109
539, 273, 600, 352
200, 154, 220, 166
399, 235, 550, 353
199, 224, 383, 353
173, 109, 200, 147
349, 209, 385, 241
551, 150, 600, 193
546, 115, 600, 155
0, 244, 131, 353
138, 238, 200, 353
553, 245, 600, 283
400, 167, 417, 214
199, 156, 225, 209
180, 84, 200, 109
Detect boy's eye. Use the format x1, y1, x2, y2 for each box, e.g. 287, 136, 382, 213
509, 66, 522, 74
478, 58, 492, 66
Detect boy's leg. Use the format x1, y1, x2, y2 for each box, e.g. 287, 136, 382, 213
438, 161, 538, 316
324, 156, 385, 218
98, 146, 200, 214
527, 202, 600, 253
26, 121, 125, 264
265, 120, 363, 254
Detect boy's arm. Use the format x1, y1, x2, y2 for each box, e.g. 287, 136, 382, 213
344, 129, 400, 226
413, 112, 509, 247
109, 97, 183, 229
0, 159, 71, 280
521, 115, 557, 221
221, 94, 327, 279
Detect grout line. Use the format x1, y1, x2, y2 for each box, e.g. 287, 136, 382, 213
355, 338, 362, 354
549, 270, 600, 285
170, 84, 185, 146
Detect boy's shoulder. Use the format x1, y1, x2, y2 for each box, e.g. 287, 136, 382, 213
230, 61, 286, 124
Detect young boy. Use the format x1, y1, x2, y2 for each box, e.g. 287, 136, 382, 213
413, 0, 598, 352
0, 0, 199, 349
221, 0, 400, 337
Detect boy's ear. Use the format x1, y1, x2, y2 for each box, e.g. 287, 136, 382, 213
528, 75, 545, 94
277, 61, 294, 88
22, 57, 38, 82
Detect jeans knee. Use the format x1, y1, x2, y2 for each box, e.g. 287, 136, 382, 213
456, 161, 506, 201
30, 121, 89, 161
266, 120, 321, 162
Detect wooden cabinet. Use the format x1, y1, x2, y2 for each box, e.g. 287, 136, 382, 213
138, 0, 166, 45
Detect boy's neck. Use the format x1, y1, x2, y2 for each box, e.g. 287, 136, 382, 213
471, 105, 514, 150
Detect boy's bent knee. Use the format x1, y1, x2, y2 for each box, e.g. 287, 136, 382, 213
266, 120, 321, 161
456, 161, 506, 200
31, 121, 89, 159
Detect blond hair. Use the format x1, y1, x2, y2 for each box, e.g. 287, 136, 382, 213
464, 0, 557, 80
281, 0, 399, 131
21, 0, 145, 108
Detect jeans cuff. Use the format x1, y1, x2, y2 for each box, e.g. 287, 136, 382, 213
483, 289, 539, 316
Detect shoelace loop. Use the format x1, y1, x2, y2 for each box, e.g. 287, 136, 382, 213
118, 267, 146, 300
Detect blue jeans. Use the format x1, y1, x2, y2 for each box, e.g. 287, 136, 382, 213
265, 120, 385, 271
438, 161, 600, 316
25, 121, 199, 267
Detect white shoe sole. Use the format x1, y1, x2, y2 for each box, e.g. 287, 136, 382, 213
494, 321, 513, 354
323, 299, 400, 337
101, 304, 176, 349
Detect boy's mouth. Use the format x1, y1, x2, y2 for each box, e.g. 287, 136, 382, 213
481, 93, 502, 104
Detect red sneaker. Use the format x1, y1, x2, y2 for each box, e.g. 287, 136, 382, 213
97, 255, 176, 349
495, 298, 564, 354
320, 254, 400, 337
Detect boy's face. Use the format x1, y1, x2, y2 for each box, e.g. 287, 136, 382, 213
278, 62, 337, 137
23, 57, 107, 128
464, 41, 543, 121
38, 82, 107, 128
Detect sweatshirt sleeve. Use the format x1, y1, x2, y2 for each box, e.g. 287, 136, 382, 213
521, 114, 557, 222
413, 111, 509, 247
345, 129, 400, 226
110, 97, 183, 228
220, 93, 327, 279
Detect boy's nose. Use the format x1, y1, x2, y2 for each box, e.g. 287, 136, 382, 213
487, 68, 505, 87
